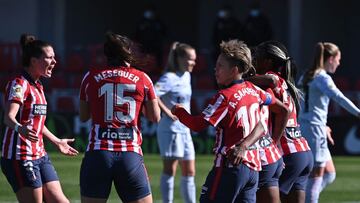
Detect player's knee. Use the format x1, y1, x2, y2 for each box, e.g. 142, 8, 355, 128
324, 172, 336, 184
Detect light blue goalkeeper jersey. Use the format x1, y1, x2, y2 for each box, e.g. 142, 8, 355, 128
155, 71, 192, 133
299, 69, 360, 125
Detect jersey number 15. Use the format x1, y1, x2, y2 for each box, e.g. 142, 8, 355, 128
99, 83, 136, 123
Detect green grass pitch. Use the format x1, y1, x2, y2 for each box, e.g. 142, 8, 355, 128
0, 154, 359, 203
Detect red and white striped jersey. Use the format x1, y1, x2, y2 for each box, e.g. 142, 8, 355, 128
79, 66, 157, 155
201, 80, 275, 171
266, 72, 310, 155
258, 106, 282, 166
2, 72, 47, 160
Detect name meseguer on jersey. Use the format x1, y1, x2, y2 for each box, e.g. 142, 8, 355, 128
94, 70, 140, 83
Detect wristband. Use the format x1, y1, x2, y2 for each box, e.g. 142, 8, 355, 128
14, 124, 20, 132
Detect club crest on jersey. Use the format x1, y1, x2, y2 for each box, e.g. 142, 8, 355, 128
98, 127, 134, 140
33, 104, 47, 115
11, 84, 23, 100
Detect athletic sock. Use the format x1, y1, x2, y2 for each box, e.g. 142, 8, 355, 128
180, 176, 196, 203
160, 173, 175, 203
320, 172, 336, 192
306, 176, 323, 203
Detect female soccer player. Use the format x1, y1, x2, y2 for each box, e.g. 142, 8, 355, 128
249, 41, 313, 203
172, 39, 289, 203
155, 42, 196, 203
79, 32, 161, 203
1, 34, 78, 203
299, 42, 360, 203
243, 66, 284, 203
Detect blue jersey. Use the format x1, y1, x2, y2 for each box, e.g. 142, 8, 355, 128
299, 69, 360, 125
155, 71, 192, 133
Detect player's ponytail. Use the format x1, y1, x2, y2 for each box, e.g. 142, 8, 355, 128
257, 41, 302, 113
165, 42, 194, 72
20, 33, 50, 67
302, 42, 339, 87
104, 31, 135, 66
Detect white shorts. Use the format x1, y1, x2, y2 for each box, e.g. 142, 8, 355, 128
156, 130, 195, 160
300, 122, 331, 167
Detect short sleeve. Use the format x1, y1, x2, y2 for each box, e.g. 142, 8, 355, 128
154, 73, 173, 97
6, 78, 26, 104
201, 93, 228, 127
261, 88, 276, 105
79, 72, 90, 101
143, 72, 157, 101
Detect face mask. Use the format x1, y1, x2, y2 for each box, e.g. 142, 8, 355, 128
144, 10, 154, 19
250, 9, 260, 17
218, 10, 229, 19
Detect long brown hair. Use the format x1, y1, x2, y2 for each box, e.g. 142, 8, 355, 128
302, 42, 340, 87
104, 32, 135, 66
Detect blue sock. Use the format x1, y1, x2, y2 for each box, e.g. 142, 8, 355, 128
160, 173, 174, 203
180, 176, 196, 203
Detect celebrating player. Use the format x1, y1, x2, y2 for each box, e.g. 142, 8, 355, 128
1, 34, 78, 203
249, 41, 313, 203
172, 40, 289, 203
79, 32, 161, 203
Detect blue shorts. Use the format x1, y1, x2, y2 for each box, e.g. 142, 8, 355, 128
258, 158, 283, 188
279, 151, 313, 195
80, 150, 151, 201
0, 154, 59, 192
200, 163, 259, 203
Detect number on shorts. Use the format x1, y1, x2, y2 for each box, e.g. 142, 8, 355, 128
320, 136, 326, 148
99, 83, 136, 123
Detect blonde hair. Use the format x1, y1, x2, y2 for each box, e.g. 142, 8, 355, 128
302, 42, 340, 86
166, 42, 194, 72
219, 39, 252, 74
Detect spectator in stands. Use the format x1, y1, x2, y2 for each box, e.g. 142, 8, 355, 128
135, 5, 167, 67
213, 6, 244, 59
1, 33, 78, 203
299, 42, 360, 203
243, 1, 273, 47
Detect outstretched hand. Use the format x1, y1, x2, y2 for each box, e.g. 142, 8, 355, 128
57, 139, 79, 156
